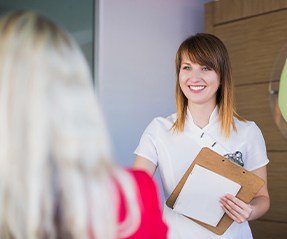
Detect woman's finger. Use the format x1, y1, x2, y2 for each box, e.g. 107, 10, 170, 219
221, 203, 244, 223
221, 196, 243, 214
220, 199, 245, 223
225, 194, 249, 211
223, 194, 253, 219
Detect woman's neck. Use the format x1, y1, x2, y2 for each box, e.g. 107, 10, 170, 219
188, 102, 217, 129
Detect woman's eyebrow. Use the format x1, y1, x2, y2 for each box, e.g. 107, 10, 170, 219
181, 62, 191, 65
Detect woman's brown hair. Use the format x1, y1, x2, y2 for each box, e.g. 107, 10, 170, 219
172, 33, 243, 137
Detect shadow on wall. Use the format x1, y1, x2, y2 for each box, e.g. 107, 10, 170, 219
0, 0, 94, 75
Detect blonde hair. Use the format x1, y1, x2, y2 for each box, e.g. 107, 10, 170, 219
0, 11, 140, 239
172, 33, 244, 137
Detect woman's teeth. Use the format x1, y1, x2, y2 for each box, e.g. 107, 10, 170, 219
189, 85, 206, 91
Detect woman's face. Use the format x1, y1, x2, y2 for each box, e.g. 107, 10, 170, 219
179, 54, 220, 108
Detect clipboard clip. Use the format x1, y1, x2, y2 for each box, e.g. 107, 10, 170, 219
224, 151, 244, 167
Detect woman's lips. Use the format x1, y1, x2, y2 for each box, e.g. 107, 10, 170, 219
188, 85, 206, 93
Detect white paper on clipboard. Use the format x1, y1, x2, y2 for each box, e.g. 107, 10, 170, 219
173, 164, 241, 227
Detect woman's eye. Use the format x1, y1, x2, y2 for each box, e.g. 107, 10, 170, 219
202, 66, 210, 71
182, 66, 191, 70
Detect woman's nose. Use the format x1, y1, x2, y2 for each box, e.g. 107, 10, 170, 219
188, 70, 202, 82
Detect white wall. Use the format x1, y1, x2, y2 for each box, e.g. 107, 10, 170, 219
97, 0, 210, 166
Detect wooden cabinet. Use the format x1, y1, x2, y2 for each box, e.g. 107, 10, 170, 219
205, 1, 287, 238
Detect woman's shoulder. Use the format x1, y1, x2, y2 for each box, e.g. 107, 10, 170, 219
125, 169, 168, 238
233, 117, 263, 137
234, 117, 260, 129
145, 113, 177, 133
127, 169, 161, 205
127, 169, 157, 191
116, 169, 159, 218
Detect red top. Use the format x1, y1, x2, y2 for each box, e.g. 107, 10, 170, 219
118, 170, 168, 239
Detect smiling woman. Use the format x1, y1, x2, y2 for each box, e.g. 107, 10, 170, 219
134, 33, 270, 239
178, 59, 219, 117
173, 33, 239, 135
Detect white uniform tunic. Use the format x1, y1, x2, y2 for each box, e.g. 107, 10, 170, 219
134, 107, 269, 239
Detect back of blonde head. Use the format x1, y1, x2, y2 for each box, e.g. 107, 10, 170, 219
0, 11, 140, 239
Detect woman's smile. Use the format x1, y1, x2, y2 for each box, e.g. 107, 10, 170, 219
188, 85, 206, 92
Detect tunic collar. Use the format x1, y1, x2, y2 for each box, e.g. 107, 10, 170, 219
185, 106, 219, 135
185, 106, 237, 153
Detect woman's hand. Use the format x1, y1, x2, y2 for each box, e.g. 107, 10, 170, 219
220, 166, 270, 223
220, 194, 253, 224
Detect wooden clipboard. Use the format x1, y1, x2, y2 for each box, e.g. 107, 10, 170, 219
166, 147, 265, 235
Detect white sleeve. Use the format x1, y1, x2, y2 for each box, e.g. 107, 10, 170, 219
244, 122, 269, 171
134, 119, 158, 166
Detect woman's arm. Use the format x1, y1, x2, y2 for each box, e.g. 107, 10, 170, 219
220, 165, 270, 223
130, 170, 168, 239
133, 156, 157, 176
